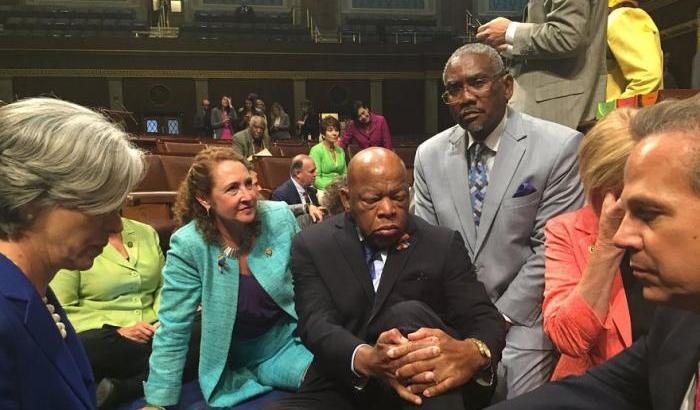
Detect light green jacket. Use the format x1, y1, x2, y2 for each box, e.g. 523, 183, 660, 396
309, 142, 347, 190
51, 218, 164, 333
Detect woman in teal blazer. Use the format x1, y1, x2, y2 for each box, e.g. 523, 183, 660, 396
143, 147, 312, 409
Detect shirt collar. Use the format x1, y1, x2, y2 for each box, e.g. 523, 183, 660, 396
467, 110, 507, 153
291, 177, 306, 194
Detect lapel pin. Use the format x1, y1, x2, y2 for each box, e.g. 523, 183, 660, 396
265, 248, 273, 257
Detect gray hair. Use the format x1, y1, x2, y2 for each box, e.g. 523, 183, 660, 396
249, 114, 267, 130
0, 97, 146, 239
630, 94, 700, 194
442, 43, 506, 85
290, 154, 311, 177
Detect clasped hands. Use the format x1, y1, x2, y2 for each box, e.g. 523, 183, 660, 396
354, 328, 489, 405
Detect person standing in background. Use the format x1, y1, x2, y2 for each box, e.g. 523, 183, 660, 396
339, 101, 392, 150
606, 0, 663, 101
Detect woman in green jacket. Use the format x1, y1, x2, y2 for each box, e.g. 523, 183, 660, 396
142, 147, 312, 409
51, 218, 201, 409
309, 116, 347, 191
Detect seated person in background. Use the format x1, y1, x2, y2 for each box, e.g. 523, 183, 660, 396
271, 154, 324, 223
542, 107, 656, 380
51, 217, 200, 409
484, 93, 700, 410
265, 148, 506, 410
309, 116, 347, 191
142, 147, 312, 409
606, 0, 663, 101
339, 101, 392, 150
233, 114, 271, 159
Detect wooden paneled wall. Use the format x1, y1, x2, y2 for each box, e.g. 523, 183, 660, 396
306, 80, 371, 119
123, 78, 197, 134
13, 77, 110, 108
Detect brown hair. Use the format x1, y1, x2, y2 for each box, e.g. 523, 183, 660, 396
173, 146, 250, 244
578, 107, 637, 200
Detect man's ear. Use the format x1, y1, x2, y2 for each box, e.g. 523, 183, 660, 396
503, 73, 514, 101
340, 188, 351, 212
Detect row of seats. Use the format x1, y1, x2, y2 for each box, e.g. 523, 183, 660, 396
194, 11, 293, 24
2, 17, 145, 31
0, 6, 135, 20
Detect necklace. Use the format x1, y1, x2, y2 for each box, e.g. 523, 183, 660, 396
42, 297, 67, 339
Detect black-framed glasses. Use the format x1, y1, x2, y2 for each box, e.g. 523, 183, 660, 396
441, 70, 508, 104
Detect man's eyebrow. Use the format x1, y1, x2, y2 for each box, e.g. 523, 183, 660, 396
626, 195, 670, 212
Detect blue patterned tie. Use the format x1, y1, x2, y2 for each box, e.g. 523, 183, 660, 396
469, 143, 489, 226
363, 242, 380, 282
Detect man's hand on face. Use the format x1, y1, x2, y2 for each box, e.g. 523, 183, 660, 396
393, 328, 490, 399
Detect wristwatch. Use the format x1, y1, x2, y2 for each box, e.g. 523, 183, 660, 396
466, 338, 494, 386
467, 338, 492, 364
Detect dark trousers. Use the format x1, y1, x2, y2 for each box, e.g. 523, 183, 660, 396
78, 315, 201, 406
263, 300, 493, 410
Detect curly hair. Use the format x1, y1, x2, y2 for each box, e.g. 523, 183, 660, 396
173, 146, 258, 246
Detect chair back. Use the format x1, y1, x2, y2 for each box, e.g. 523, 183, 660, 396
254, 156, 293, 191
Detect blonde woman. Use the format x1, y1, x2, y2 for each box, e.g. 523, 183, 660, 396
543, 108, 656, 380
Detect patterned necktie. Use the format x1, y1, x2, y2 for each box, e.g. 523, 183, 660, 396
363, 242, 380, 283
468, 142, 489, 226
302, 189, 312, 206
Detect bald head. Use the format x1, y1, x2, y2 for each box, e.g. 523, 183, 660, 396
347, 148, 407, 189
342, 147, 409, 249
290, 154, 316, 187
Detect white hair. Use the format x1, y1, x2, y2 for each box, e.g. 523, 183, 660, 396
0, 97, 146, 239
442, 43, 506, 85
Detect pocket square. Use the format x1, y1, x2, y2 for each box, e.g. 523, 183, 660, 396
513, 181, 537, 198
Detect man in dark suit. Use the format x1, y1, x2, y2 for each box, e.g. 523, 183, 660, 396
486, 94, 700, 410
266, 148, 506, 410
271, 154, 324, 224
271, 154, 320, 207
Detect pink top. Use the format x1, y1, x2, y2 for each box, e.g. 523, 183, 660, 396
543, 205, 633, 380
339, 113, 392, 150
220, 111, 232, 140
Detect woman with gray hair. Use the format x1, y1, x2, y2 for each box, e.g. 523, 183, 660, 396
0, 97, 145, 409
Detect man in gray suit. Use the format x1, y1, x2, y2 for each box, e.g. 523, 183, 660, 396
476, 0, 607, 129
413, 43, 584, 401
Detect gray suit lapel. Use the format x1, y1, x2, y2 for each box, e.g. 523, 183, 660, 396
445, 127, 476, 252
475, 111, 527, 254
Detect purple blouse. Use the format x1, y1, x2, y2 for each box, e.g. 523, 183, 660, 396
234, 274, 286, 339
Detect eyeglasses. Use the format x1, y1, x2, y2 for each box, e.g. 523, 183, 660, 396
441, 70, 508, 104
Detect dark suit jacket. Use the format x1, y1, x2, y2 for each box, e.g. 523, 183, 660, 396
486, 306, 700, 410
0, 255, 96, 409
292, 213, 506, 388
271, 178, 319, 206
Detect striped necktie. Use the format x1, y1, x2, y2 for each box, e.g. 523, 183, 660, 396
469, 142, 489, 226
